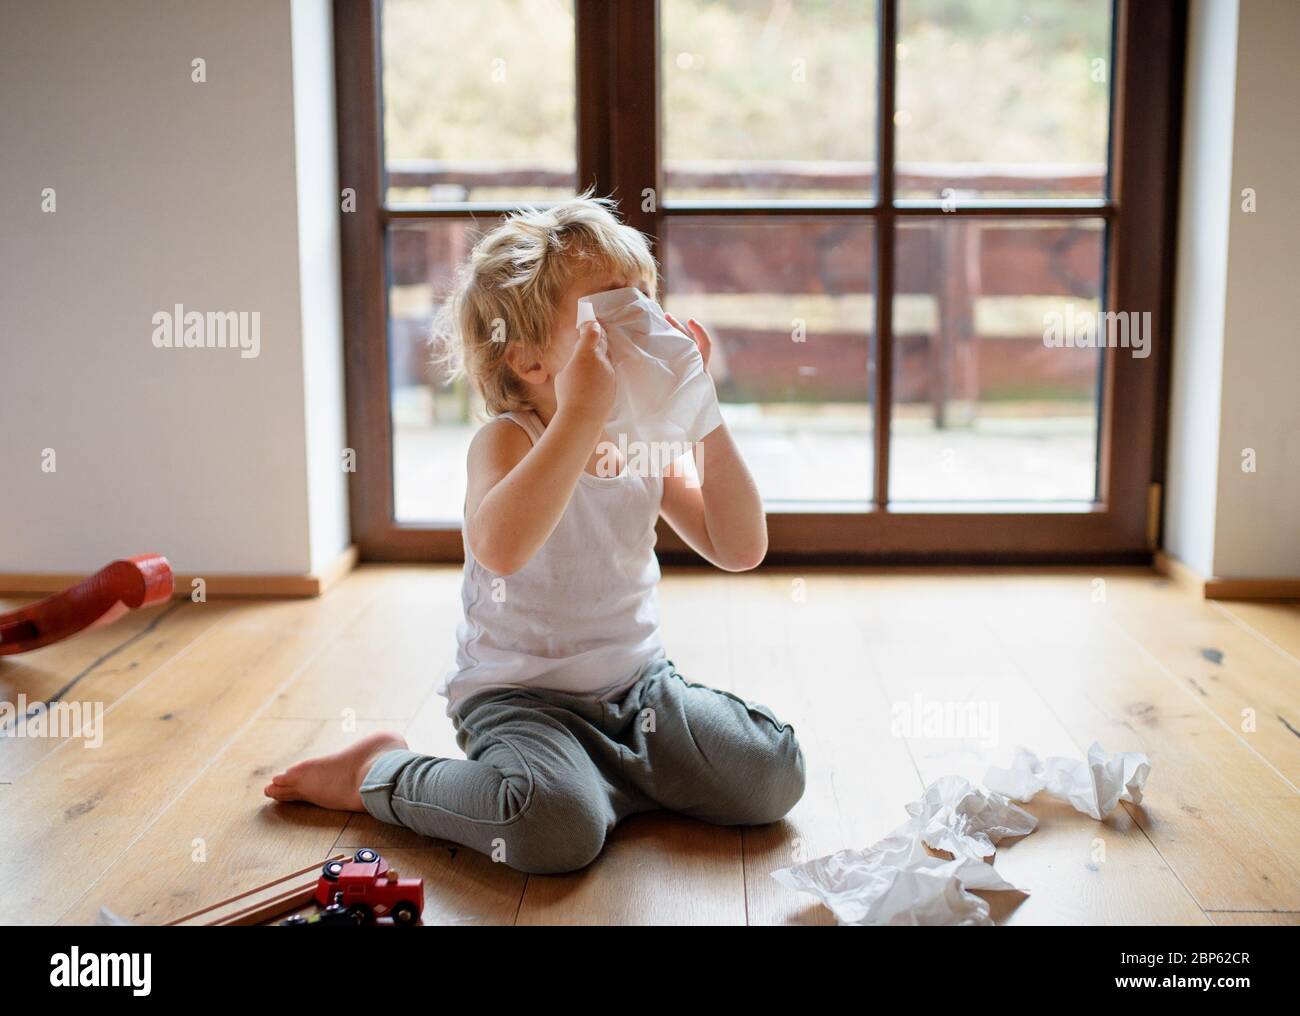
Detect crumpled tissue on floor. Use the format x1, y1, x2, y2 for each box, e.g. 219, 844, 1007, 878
983, 741, 1151, 821
909, 774, 1039, 863
772, 743, 1151, 926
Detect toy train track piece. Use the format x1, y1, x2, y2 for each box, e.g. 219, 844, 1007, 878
0, 554, 174, 656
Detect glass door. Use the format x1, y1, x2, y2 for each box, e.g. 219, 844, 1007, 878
335, 0, 1181, 561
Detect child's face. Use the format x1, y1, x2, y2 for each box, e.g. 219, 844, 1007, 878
542, 269, 651, 379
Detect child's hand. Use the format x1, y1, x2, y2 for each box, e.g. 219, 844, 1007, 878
555, 319, 616, 425
666, 312, 712, 372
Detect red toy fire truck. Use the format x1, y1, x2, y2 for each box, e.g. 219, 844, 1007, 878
284, 849, 424, 926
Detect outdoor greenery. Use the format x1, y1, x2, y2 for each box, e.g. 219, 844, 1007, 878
382, 0, 576, 182
382, 0, 1111, 195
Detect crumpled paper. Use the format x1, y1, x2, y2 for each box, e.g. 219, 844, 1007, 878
772, 776, 1030, 926
576, 287, 723, 449
771, 845, 1015, 926
983, 742, 1151, 821
908, 774, 1038, 862
773, 744, 1151, 925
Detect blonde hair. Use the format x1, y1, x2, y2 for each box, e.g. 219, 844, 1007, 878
433, 193, 658, 415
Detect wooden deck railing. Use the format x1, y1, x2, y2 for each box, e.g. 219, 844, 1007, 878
386, 159, 1106, 198
386, 162, 1106, 420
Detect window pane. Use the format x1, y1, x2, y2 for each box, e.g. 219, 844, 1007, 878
388, 220, 492, 523
663, 217, 874, 505
662, 0, 877, 201
381, 0, 576, 204
889, 218, 1105, 503
896, 0, 1111, 199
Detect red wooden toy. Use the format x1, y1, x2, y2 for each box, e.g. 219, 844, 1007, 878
0, 555, 173, 656
306, 849, 424, 926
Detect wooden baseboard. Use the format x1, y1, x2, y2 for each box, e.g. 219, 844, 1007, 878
1204, 576, 1300, 601
1155, 551, 1300, 601
1154, 551, 1208, 597
313, 544, 360, 596
0, 545, 358, 600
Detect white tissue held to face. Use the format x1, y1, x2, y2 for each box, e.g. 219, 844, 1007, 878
983, 742, 1151, 821
576, 288, 724, 450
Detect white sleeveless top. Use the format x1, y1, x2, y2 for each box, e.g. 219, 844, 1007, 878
441, 410, 667, 711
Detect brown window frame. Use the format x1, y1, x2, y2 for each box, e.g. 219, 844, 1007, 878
334, 0, 1184, 564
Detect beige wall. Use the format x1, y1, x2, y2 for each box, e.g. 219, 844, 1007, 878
0, 0, 348, 577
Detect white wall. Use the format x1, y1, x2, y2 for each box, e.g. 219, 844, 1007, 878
1213, 0, 1300, 578
290, 0, 351, 574
1166, 0, 1300, 580
0, 0, 349, 577
1165, 0, 1238, 578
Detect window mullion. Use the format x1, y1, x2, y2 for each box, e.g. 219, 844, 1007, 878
609, 0, 660, 247
576, 0, 614, 196
873, 0, 899, 511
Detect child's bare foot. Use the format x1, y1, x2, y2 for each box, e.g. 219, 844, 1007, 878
263, 731, 408, 812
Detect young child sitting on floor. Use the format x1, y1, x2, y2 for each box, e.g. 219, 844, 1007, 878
264, 195, 805, 874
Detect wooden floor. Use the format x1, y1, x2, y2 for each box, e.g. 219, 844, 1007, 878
2, 565, 1298, 926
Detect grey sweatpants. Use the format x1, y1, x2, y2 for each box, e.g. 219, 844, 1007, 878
360, 659, 805, 874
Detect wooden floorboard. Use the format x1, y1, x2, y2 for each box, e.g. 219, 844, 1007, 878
1207, 910, 1300, 926
1104, 577, 1300, 783
0, 571, 384, 924
1213, 600, 1300, 669
0, 599, 188, 725
269, 568, 461, 723
58, 716, 388, 926
853, 574, 1207, 925
0, 601, 232, 781
977, 574, 1300, 913
734, 573, 923, 926
3, 565, 1297, 925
